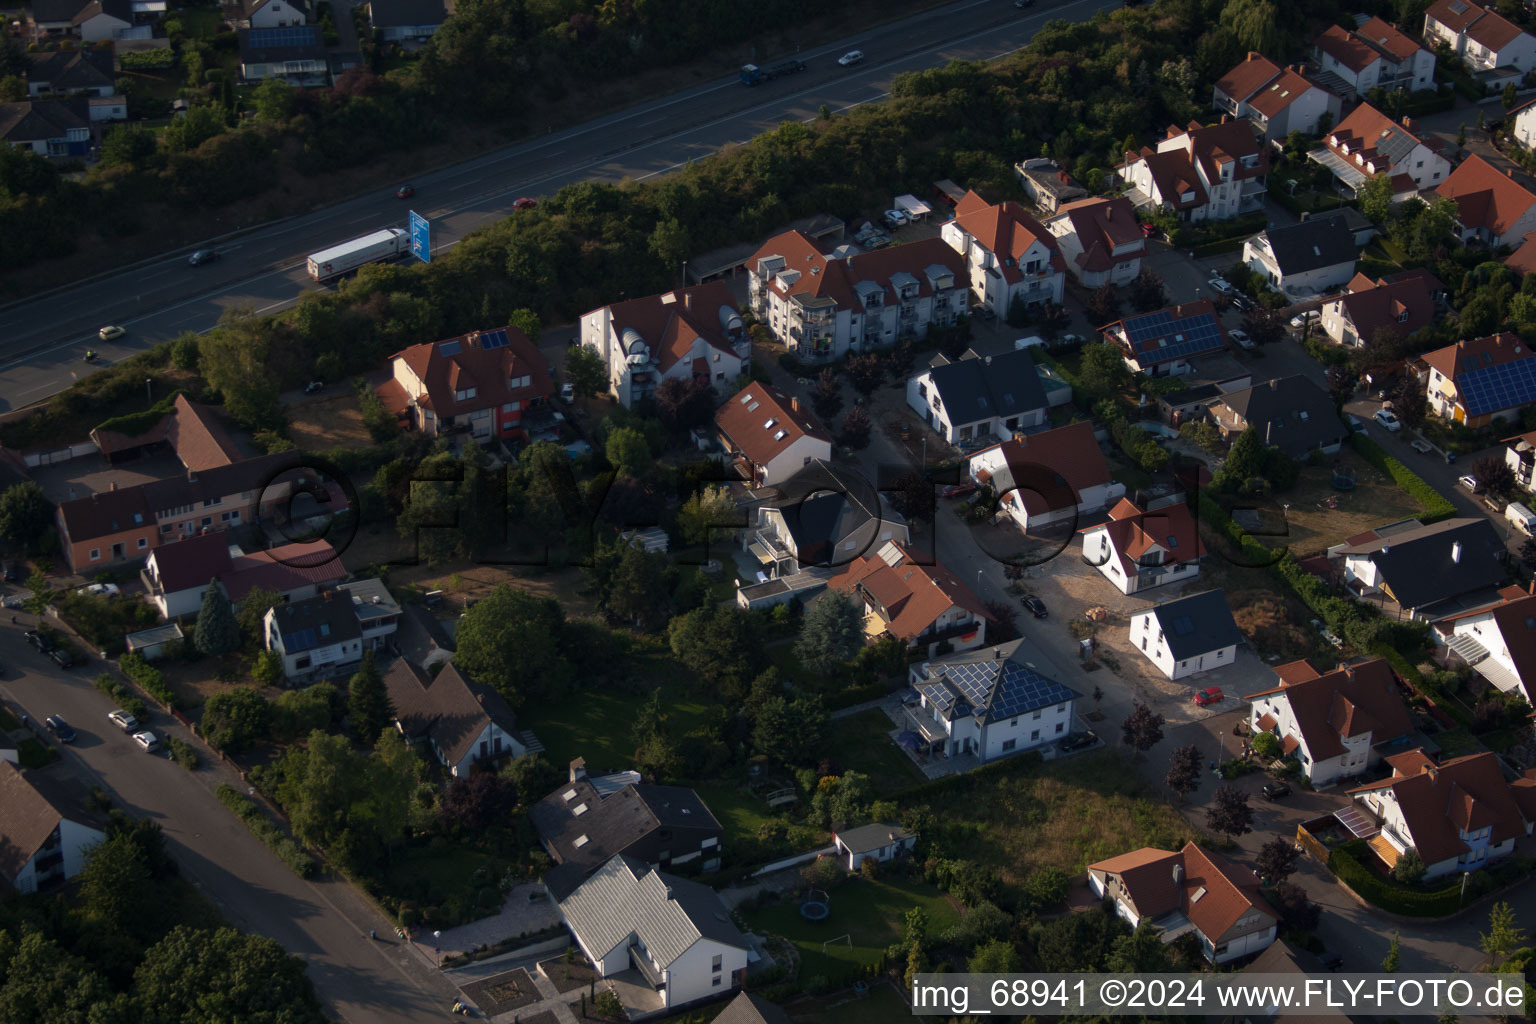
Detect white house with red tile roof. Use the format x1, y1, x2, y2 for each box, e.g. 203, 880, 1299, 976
1079, 498, 1204, 595
1506, 429, 1536, 491
1437, 582, 1536, 704
1308, 104, 1449, 198
378, 326, 552, 444
140, 534, 345, 619
829, 540, 991, 654
713, 383, 832, 488
1087, 843, 1278, 963
1424, 333, 1536, 428
1349, 750, 1536, 879
1321, 269, 1442, 348
1213, 52, 1342, 141
579, 282, 750, 409
747, 231, 968, 362
1245, 658, 1413, 786
1044, 196, 1145, 287
1435, 154, 1536, 246
1512, 97, 1536, 152
1426, 0, 1536, 72
966, 421, 1123, 533
940, 190, 1066, 315
1313, 19, 1435, 97
1116, 118, 1268, 222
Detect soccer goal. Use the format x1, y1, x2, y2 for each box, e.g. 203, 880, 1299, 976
821, 934, 852, 953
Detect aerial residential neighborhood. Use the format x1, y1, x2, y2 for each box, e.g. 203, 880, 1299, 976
12, 0, 1536, 1019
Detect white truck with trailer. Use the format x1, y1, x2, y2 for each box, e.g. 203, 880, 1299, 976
307, 227, 410, 281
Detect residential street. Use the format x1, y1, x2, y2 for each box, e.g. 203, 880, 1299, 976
0, 622, 461, 1024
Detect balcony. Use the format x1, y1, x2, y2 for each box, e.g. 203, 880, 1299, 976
140, 570, 164, 596
903, 703, 949, 744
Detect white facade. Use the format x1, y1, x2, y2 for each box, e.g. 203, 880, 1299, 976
904, 368, 1048, 445
835, 831, 917, 870
1353, 786, 1514, 880
248, 0, 308, 27
1248, 693, 1372, 786
78, 11, 131, 42
1044, 215, 1143, 288
576, 932, 744, 1009
909, 673, 1074, 759
1241, 233, 1357, 298
446, 721, 525, 779
744, 433, 830, 489
1081, 525, 1200, 596
1316, 39, 1435, 95
1447, 609, 1533, 703
967, 445, 1122, 534
1086, 859, 1276, 964
1128, 608, 1237, 680
263, 608, 362, 681
578, 294, 748, 409
940, 219, 1065, 314
241, 55, 326, 85
9, 818, 103, 894
1515, 104, 1536, 151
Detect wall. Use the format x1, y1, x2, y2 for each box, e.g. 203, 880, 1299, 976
664, 938, 746, 1007
57, 819, 103, 880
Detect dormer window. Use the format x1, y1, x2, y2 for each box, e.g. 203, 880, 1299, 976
763, 418, 778, 430
774, 430, 789, 441
455, 387, 477, 401
572, 803, 588, 816
573, 835, 589, 848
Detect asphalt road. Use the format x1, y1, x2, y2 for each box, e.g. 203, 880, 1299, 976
0, 0, 1120, 416
0, 623, 459, 1024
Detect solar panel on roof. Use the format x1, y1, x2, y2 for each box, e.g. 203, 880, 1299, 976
942, 660, 1074, 720
247, 25, 318, 47
438, 340, 462, 356
480, 329, 510, 350
1124, 308, 1224, 363
285, 628, 317, 650
1457, 358, 1536, 417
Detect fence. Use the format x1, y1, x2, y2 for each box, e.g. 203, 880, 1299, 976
23, 443, 98, 468
752, 844, 837, 877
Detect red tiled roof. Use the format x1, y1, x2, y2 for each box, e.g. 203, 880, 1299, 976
1054, 196, 1144, 273
1337, 271, 1438, 342
222, 540, 346, 603
1357, 16, 1425, 61
1315, 24, 1381, 74
951, 191, 1065, 282
1247, 68, 1323, 119
714, 383, 830, 471
1128, 147, 1207, 210
146, 532, 234, 593
1082, 497, 1204, 578
749, 231, 969, 308
979, 421, 1111, 516
1215, 51, 1283, 103
1349, 751, 1535, 866
590, 280, 744, 375
1435, 154, 1536, 237
1423, 333, 1535, 391
830, 542, 991, 643
1505, 229, 1536, 274
1246, 658, 1412, 761
1327, 103, 1426, 178
1088, 843, 1276, 943
166, 395, 243, 471
0, 761, 73, 881
1428, 0, 1486, 32
1467, 7, 1527, 51
1183, 118, 1268, 184
389, 326, 551, 423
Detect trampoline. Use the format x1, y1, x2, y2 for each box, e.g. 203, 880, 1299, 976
800, 888, 830, 922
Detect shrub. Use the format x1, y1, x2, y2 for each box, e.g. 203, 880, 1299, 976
93, 673, 147, 720
166, 736, 200, 770
1328, 840, 1461, 916
120, 652, 177, 708
1022, 866, 1070, 911
1350, 434, 1457, 522
215, 783, 315, 877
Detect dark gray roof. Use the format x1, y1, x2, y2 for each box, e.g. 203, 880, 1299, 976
835, 822, 915, 854
1220, 375, 1349, 458
71, 0, 130, 24
1347, 518, 1509, 611
766, 458, 902, 565
1303, 206, 1373, 233
28, 49, 115, 91
0, 99, 89, 142
267, 590, 362, 653
1259, 218, 1358, 276
925, 349, 1048, 426
914, 639, 1080, 725
1146, 589, 1242, 661
714, 993, 795, 1024
237, 26, 325, 62
29, 0, 90, 22
395, 604, 454, 669
368, 0, 445, 27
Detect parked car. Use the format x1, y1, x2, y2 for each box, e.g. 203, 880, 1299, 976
882, 209, 909, 229
394, 184, 415, 199
1289, 310, 1320, 330
1409, 438, 1433, 454
1193, 686, 1224, 707
1459, 473, 1485, 494
108, 709, 138, 733
1207, 277, 1235, 296
512, 197, 538, 211
1311, 618, 1344, 649
2, 562, 20, 582
1373, 408, 1402, 431
1345, 414, 1368, 434
77, 582, 120, 598
48, 647, 75, 668
1230, 292, 1254, 311
1059, 730, 1097, 752
132, 730, 161, 753
1020, 595, 1048, 618
187, 249, 219, 266
970, 304, 996, 321
303, 380, 325, 395
1262, 782, 1293, 801
24, 630, 50, 653
97, 325, 125, 341
940, 482, 976, 499
1228, 328, 1254, 351
559, 382, 575, 403
44, 716, 76, 743
838, 50, 865, 66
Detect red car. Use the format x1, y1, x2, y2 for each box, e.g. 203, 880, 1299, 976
1192, 687, 1224, 707
940, 482, 976, 499
395, 184, 415, 199
512, 197, 538, 210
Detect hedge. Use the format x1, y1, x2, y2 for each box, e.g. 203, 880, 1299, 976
118, 49, 175, 68
92, 674, 147, 721
93, 391, 187, 439
215, 783, 316, 878
1328, 840, 1466, 916
1349, 434, 1457, 522
119, 651, 178, 709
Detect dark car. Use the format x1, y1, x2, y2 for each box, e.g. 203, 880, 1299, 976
512, 197, 538, 211
24, 630, 51, 653
2, 562, 20, 582
395, 184, 415, 199
44, 715, 76, 742
48, 647, 75, 668
1262, 782, 1293, 801
1021, 595, 1047, 618
187, 249, 219, 266
1060, 731, 1097, 752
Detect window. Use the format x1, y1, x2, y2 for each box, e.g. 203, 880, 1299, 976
712, 977, 723, 988
1055, 722, 1065, 734
160, 524, 173, 534
1180, 660, 1188, 669
502, 401, 521, 413
201, 517, 212, 527
454, 387, 478, 401
1009, 717, 1018, 727
1032, 710, 1041, 719
1030, 730, 1040, 741
296, 656, 311, 669
712, 955, 723, 972
202, 497, 222, 507
88, 549, 100, 561
137, 538, 148, 549
1001, 739, 1017, 752
573, 835, 589, 848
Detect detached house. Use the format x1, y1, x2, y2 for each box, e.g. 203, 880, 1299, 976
833, 823, 917, 870
1116, 118, 1268, 222
830, 540, 992, 654
579, 281, 750, 409
1438, 583, 1536, 704
1350, 750, 1536, 879
381, 660, 524, 777
905, 639, 1079, 762
1333, 517, 1509, 619
1312, 19, 1436, 97
967, 420, 1122, 533
366, 0, 445, 42
1087, 843, 1278, 964
941, 190, 1066, 315
1425, 0, 1536, 74
531, 760, 723, 898
1241, 217, 1358, 298
140, 535, 345, 619
1321, 269, 1441, 348
1213, 51, 1341, 140
263, 589, 365, 683
0, 98, 90, 156
1211, 376, 1349, 459
225, 0, 308, 28
1080, 498, 1205, 596
747, 231, 967, 361
1045, 196, 1146, 288
1513, 97, 1536, 152
1105, 300, 1229, 377
378, 326, 553, 444
1507, 430, 1536, 492
0, 761, 105, 895
72, 0, 131, 42
1129, 589, 1242, 681
714, 384, 832, 488
1245, 658, 1414, 786
1308, 104, 1450, 198
906, 348, 1049, 445
557, 855, 748, 1010
1423, 333, 1536, 428
741, 460, 907, 580
1435, 154, 1536, 246
236, 26, 326, 85
27, 49, 115, 97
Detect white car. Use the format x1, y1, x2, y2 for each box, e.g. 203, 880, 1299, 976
132, 730, 160, 753
77, 582, 120, 598
559, 382, 574, 403
1374, 408, 1402, 431
108, 709, 138, 733
1228, 329, 1254, 351
1207, 277, 1234, 296
838, 50, 864, 66
1460, 474, 1485, 493
1289, 310, 1320, 329
97, 325, 126, 341
882, 209, 908, 229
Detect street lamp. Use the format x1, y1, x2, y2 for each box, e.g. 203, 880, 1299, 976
145, 378, 153, 406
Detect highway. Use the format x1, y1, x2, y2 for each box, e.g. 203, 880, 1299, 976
0, 0, 1119, 415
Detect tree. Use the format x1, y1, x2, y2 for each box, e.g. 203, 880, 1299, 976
1131, 267, 1167, 312
1521, 537, 1536, 574
0, 930, 114, 1023
1383, 931, 1402, 973
1474, 455, 1516, 495
813, 367, 844, 421
605, 426, 652, 477
1022, 866, 1071, 910
1271, 881, 1320, 931
1222, 0, 1281, 54
1121, 703, 1165, 756
752, 694, 827, 764
968, 938, 1021, 973
632, 688, 681, 779
252, 649, 284, 688
605, 545, 673, 630
1482, 901, 1525, 965
1506, 81, 1520, 110
201, 687, 273, 754
1255, 836, 1299, 884
1078, 342, 1131, 401
564, 345, 607, 399
1392, 383, 1427, 430
440, 771, 518, 831
677, 484, 740, 546
1217, 426, 1265, 489
1458, 122, 1468, 149
454, 586, 571, 707
133, 925, 325, 1024
847, 354, 884, 398
273, 683, 338, 741
78, 830, 156, 938
654, 377, 715, 434
1251, 730, 1281, 759
1165, 743, 1203, 800
796, 590, 864, 673
1206, 785, 1254, 839
1245, 306, 1286, 347
0, 481, 50, 550
904, 906, 928, 948
840, 405, 872, 449
235, 586, 281, 646
1359, 171, 1395, 226
346, 651, 394, 743
888, 472, 935, 523
193, 580, 240, 657
1107, 920, 1173, 973
1088, 283, 1120, 323
251, 77, 294, 121
668, 604, 763, 690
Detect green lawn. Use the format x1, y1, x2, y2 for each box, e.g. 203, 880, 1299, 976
742, 877, 961, 987
836, 709, 924, 797
175, 8, 225, 37
382, 843, 499, 927
692, 783, 778, 845
520, 657, 711, 769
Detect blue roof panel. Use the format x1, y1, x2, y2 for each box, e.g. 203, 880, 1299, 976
1456, 357, 1536, 417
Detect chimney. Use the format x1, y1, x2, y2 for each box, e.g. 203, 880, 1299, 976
985, 355, 993, 366
684, 291, 692, 309
1403, 116, 1414, 130
1220, 114, 1230, 124
1269, 379, 1278, 389
1172, 863, 1184, 886
109, 481, 116, 491
1529, 579, 1535, 596
1452, 540, 1462, 563
1248, 50, 1261, 61
569, 757, 588, 782
791, 395, 801, 414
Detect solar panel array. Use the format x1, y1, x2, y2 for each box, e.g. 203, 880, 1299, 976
1456, 358, 1536, 417
943, 660, 1075, 721
1122, 308, 1224, 363
479, 329, 510, 350
283, 628, 318, 652
438, 340, 462, 356
246, 25, 319, 47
